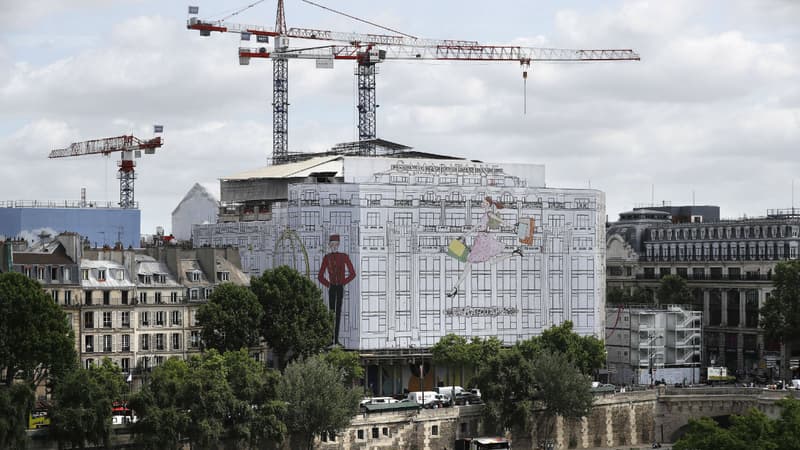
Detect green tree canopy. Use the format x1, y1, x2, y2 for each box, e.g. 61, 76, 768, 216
0, 272, 76, 387
760, 261, 800, 379
131, 351, 286, 450
0, 383, 33, 449
251, 266, 333, 369
674, 398, 800, 450
656, 274, 693, 305
607, 286, 653, 305
278, 355, 362, 450
50, 359, 126, 449
322, 347, 365, 388
431, 334, 471, 389
516, 321, 605, 376
197, 283, 264, 353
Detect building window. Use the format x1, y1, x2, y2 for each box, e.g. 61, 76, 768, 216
139, 292, 148, 304
372, 428, 379, 439
140, 311, 150, 327
190, 331, 200, 348
64, 290, 72, 305
97, 269, 106, 281
357, 429, 364, 440
171, 311, 182, 326
103, 291, 110, 305
156, 311, 165, 326
431, 425, 438, 436
190, 271, 201, 282
121, 311, 130, 328
121, 335, 130, 352
63, 267, 71, 281
217, 271, 230, 282
367, 212, 380, 227
189, 289, 198, 300
51, 290, 59, 302
85, 335, 94, 352
84, 312, 94, 329
103, 311, 112, 328
170, 292, 179, 303
155, 334, 165, 351
37, 266, 45, 280
103, 335, 112, 352
51, 266, 58, 281
172, 333, 181, 350
81, 269, 89, 280
140, 334, 150, 351
154, 292, 163, 304
121, 357, 130, 372
85, 358, 94, 369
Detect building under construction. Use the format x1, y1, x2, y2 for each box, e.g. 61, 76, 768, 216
193, 140, 606, 396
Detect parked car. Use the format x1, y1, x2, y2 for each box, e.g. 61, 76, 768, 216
454, 392, 483, 405
360, 397, 398, 410
408, 391, 451, 407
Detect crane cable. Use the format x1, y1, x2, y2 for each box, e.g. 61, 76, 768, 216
218, 0, 267, 22
300, 0, 418, 39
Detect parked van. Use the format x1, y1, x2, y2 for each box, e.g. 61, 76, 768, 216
435, 386, 464, 398
407, 391, 446, 406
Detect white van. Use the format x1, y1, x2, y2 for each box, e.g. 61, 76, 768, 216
360, 396, 398, 406
435, 386, 464, 398
407, 391, 444, 406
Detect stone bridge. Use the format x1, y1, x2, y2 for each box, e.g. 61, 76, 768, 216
655, 386, 800, 444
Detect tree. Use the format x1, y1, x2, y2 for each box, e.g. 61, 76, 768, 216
760, 261, 800, 380
222, 349, 286, 449
518, 321, 605, 376
251, 266, 333, 369
673, 416, 744, 450
656, 274, 693, 305
278, 355, 361, 450
197, 283, 264, 353
322, 347, 365, 387
529, 350, 593, 445
474, 346, 537, 434
0, 383, 33, 449
50, 359, 126, 449
131, 351, 286, 450
607, 286, 653, 305
130, 358, 191, 450
431, 334, 471, 394
0, 272, 76, 447
0, 272, 76, 387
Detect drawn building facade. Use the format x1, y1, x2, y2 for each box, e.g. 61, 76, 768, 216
195, 156, 607, 352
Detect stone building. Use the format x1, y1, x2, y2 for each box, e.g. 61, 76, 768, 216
607, 206, 800, 378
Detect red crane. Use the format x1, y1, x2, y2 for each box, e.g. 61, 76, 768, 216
49, 134, 163, 209
188, 2, 640, 161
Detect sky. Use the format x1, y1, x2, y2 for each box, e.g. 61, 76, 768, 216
1, 0, 798, 234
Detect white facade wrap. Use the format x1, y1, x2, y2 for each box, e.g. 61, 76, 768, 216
194, 157, 606, 350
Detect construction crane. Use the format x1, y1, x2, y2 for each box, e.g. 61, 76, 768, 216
49, 134, 163, 209
187, 2, 639, 162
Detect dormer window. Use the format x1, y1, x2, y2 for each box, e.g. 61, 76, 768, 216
217, 271, 230, 282
155, 274, 166, 283
190, 271, 201, 282
81, 269, 89, 280
97, 269, 106, 281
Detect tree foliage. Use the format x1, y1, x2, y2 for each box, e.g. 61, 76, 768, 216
516, 321, 605, 376
607, 286, 653, 305
0, 383, 34, 450
50, 359, 126, 449
673, 399, 800, 450
0, 272, 76, 387
197, 283, 264, 353
278, 355, 362, 450
656, 274, 693, 306
251, 266, 333, 369
760, 261, 800, 380
131, 350, 285, 450
322, 347, 365, 387
431, 334, 471, 389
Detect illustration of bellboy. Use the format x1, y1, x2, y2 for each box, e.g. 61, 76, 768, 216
317, 234, 356, 345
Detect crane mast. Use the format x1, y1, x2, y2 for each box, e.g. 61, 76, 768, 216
49, 134, 163, 209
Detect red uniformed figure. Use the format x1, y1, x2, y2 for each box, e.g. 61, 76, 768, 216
318, 234, 356, 345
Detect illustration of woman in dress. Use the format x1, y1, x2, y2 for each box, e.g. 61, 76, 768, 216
446, 196, 523, 298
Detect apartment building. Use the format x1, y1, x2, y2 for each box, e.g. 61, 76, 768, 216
607, 206, 800, 377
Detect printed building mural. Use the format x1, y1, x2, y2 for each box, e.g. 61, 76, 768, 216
196, 156, 606, 349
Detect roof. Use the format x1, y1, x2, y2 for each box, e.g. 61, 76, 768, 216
172, 183, 219, 216
222, 155, 342, 181
134, 255, 182, 287
80, 259, 135, 288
